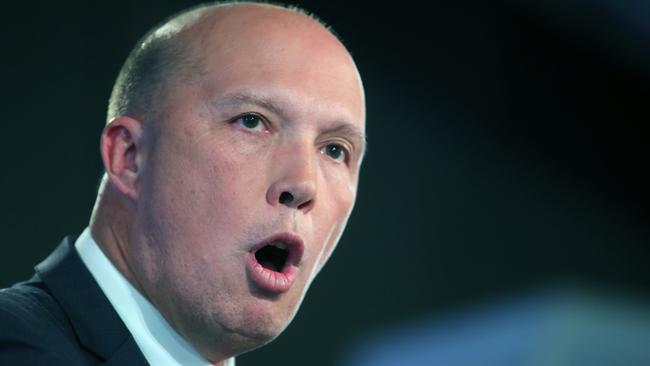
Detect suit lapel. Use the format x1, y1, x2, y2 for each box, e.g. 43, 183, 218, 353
35, 237, 148, 366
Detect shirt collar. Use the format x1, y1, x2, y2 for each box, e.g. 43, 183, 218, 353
75, 227, 235, 366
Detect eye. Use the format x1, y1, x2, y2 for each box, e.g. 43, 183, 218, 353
321, 143, 348, 163
232, 113, 266, 132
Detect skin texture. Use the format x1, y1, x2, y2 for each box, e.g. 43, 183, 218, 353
90, 3, 365, 365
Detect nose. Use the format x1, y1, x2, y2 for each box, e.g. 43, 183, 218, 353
266, 144, 317, 213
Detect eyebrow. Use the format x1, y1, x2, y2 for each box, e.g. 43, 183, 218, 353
212, 92, 287, 118
212, 91, 367, 157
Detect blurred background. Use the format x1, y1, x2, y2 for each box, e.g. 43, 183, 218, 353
1, 0, 648, 365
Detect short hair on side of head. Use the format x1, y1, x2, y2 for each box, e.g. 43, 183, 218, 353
106, 0, 338, 125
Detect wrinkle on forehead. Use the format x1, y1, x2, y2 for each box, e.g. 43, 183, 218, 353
185, 5, 366, 117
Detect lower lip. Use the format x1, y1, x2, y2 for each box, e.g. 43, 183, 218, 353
246, 252, 298, 293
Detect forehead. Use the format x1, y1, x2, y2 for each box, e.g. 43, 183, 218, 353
179, 5, 366, 131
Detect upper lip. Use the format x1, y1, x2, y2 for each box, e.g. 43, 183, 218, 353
250, 232, 305, 267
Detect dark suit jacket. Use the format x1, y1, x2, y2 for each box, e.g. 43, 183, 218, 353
0, 237, 149, 365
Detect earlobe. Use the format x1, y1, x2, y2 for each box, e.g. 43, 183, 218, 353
100, 116, 145, 201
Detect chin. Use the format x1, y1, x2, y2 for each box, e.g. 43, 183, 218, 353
172, 305, 288, 361
210, 296, 299, 348
206, 313, 289, 358
240, 303, 295, 341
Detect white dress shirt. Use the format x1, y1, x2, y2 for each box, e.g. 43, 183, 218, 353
75, 227, 235, 366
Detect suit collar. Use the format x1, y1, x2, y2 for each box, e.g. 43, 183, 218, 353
35, 236, 148, 365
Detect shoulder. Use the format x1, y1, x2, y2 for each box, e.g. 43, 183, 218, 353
0, 278, 86, 364
0, 277, 73, 335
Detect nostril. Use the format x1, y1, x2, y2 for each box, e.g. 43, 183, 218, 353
279, 192, 294, 205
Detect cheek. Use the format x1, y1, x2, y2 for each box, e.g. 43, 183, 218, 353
136, 148, 257, 301
319, 163, 357, 226
311, 171, 357, 270
141, 151, 227, 249
151, 133, 274, 250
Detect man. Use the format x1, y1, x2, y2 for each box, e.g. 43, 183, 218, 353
0, 1, 366, 365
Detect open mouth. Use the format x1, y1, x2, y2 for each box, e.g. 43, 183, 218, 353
247, 233, 304, 293
254, 241, 290, 272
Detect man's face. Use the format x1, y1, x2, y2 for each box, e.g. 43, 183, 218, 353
127, 6, 365, 358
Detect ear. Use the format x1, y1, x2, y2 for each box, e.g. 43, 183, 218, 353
100, 116, 145, 201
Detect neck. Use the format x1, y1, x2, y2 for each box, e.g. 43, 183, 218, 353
89, 181, 148, 297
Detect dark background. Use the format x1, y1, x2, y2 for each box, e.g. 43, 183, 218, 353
1, 0, 648, 365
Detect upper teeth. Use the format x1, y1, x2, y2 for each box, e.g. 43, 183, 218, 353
271, 241, 287, 250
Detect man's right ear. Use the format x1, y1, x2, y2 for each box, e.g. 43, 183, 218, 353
100, 116, 145, 202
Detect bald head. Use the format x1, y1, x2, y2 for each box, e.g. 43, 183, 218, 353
107, 1, 346, 125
